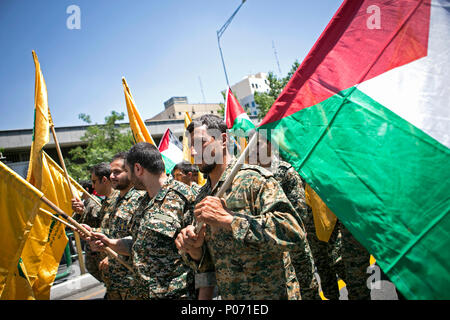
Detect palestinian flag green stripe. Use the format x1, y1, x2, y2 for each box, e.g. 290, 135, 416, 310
230, 114, 255, 136
161, 153, 176, 174
260, 86, 450, 299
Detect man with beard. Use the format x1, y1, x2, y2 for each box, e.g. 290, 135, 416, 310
86, 152, 146, 300
174, 114, 308, 300
86, 143, 196, 299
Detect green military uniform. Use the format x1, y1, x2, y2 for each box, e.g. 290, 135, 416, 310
99, 187, 145, 300
82, 192, 119, 283
188, 159, 307, 300
273, 160, 372, 300
72, 196, 102, 282
126, 176, 196, 299
272, 159, 321, 300
190, 182, 202, 195
72, 196, 103, 227
327, 219, 372, 300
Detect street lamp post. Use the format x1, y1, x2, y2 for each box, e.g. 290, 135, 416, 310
217, 0, 247, 88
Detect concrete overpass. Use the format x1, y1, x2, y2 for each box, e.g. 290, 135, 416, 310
0, 119, 185, 164
0, 116, 259, 166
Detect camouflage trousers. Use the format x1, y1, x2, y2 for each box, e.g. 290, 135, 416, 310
84, 244, 103, 283
105, 289, 141, 300
289, 239, 321, 300
316, 220, 371, 300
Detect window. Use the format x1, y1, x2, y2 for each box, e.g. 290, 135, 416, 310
179, 112, 181, 115
251, 83, 255, 88
251, 101, 255, 107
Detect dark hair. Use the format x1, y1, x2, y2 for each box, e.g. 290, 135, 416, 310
171, 161, 199, 176
79, 179, 94, 193
111, 151, 128, 162
90, 162, 111, 180
186, 114, 227, 135
126, 142, 165, 174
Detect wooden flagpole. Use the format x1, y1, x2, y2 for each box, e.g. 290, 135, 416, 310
49, 121, 87, 274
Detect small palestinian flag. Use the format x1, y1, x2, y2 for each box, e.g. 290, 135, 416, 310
158, 128, 183, 173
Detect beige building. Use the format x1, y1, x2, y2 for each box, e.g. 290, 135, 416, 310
149, 96, 222, 121
230, 72, 270, 116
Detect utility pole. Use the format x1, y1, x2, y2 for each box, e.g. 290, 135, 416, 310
217, 0, 247, 88
272, 40, 282, 76
198, 76, 206, 103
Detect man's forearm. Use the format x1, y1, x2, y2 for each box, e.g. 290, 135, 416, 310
108, 236, 133, 256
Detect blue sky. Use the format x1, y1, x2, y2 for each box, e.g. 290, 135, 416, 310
0, 0, 342, 130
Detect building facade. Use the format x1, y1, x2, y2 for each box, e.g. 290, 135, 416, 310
149, 96, 222, 121
230, 72, 270, 116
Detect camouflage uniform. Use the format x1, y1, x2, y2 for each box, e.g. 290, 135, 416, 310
127, 176, 196, 299
187, 159, 306, 300
272, 159, 321, 300
82, 193, 118, 283
99, 187, 145, 300
190, 182, 202, 195
275, 162, 371, 300
72, 196, 103, 227
330, 219, 372, 300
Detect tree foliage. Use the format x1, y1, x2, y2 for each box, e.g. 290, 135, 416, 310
254, 60, 300, 120
67, 111, 134, 181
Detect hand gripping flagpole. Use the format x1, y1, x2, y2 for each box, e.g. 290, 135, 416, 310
194, 132, 257, 234
39, 195, 134, 273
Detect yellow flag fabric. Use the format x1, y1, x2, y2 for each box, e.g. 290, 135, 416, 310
0, 161, 43, 300
122, 77, 156, 145
182, 112, 206, 186
183, 112, 193, 163
1, 258, 35, 300
26, 50, 50, 187
304, 183, 338, 242
23, 151, 83, 299
21, 51, 80, 299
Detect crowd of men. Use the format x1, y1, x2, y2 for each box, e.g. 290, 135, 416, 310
72, 114, 385, 300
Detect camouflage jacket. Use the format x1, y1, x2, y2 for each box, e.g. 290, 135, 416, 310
93, 190, 120, 232
272, 159, 315, 234
272, 159, 320, 300
72, 195, 102, 227
127, 176, 196, 299
99, 187, 146, 291
190, 159, 306, 300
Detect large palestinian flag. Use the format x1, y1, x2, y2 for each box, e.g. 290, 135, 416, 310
259, 0, 449, 299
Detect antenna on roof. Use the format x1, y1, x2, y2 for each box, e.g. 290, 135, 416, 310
272, 40, 282, 76
198, 76, 206, 103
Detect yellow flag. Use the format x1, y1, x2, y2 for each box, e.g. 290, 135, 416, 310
26, 50, 50, 187
122, 77, 156, 145
183, 112, 193, 163
182, 112, 206, 186
0, 161, 43, 300
304, 183, 338, 242
29, 152, 82, 299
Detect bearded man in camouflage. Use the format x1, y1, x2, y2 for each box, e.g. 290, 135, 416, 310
87, 143, 196, 299
96, 152, 146, 300
175, 115, 308, 300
